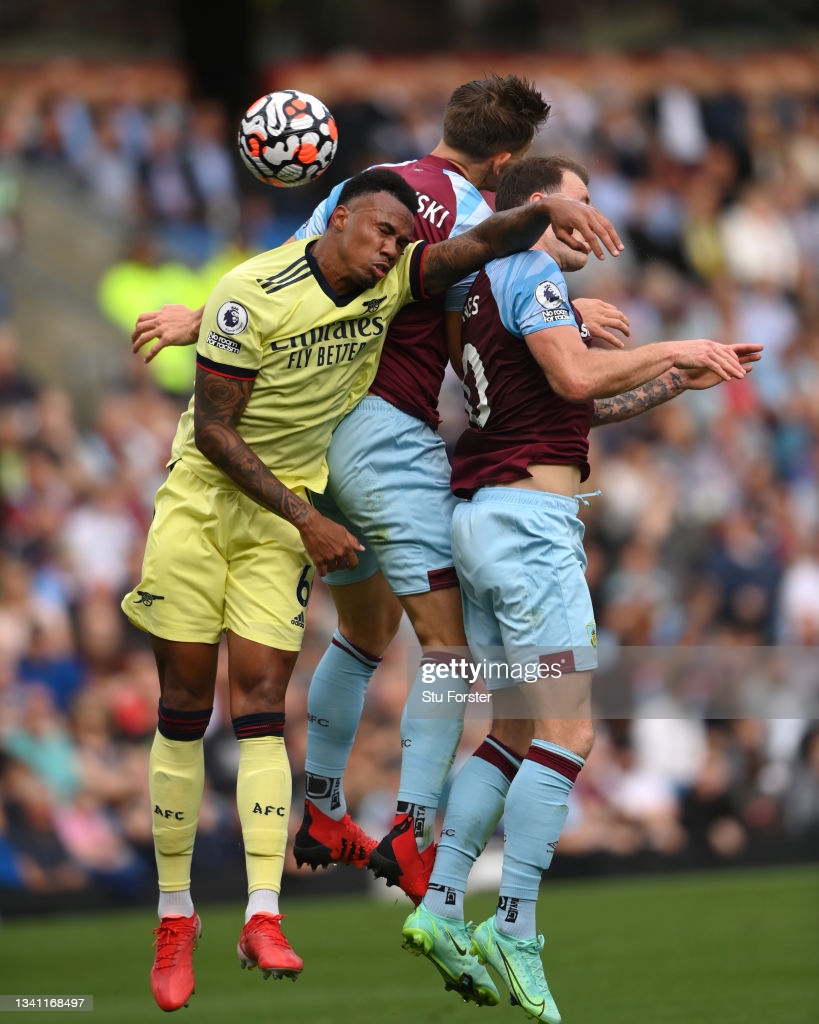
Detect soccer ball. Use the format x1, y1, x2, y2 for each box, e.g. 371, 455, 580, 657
237, 89, 338, 188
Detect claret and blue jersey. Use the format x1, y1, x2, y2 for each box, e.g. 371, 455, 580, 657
451, 248, 595, 498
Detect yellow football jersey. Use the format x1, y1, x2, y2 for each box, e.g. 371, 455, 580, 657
169, 236, 426, 493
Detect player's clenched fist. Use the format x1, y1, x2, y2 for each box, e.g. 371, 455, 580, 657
297, 508, 365, 577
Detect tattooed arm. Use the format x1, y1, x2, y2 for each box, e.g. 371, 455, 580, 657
193, 367, 364, 575
592, 370, 686, 425
592, 343, 763, 426
421, 194, 624, 295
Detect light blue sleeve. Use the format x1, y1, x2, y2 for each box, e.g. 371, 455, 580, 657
442, 170, 494, 312
292, 179, 348, 239
444, 271, 478, 312
488, 251, 575, 337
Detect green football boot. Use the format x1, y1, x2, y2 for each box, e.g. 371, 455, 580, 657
471, 917, 561, 1023
402, 902, 500, 1007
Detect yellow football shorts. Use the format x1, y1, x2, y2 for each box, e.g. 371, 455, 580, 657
122, 460, 314, 650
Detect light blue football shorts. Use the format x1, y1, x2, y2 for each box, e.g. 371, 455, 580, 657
450, 487, 598, 686
311, 396, 462, 595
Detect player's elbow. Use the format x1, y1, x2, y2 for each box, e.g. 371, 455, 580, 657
550, 370, 596, 403
193, 423, 218, 463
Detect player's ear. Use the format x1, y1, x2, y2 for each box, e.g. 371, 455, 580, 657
329, 205, 349, 231
490, 151, 513, 176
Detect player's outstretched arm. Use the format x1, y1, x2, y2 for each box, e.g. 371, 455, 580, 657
193, 366, 364, 575
592, 342, 763, 425
530, 327, 751, 403
421, 195, 623, 295
131, 304, 204, 362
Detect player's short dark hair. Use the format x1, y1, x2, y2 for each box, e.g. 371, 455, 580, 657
443, 74, 550, 160
337, 168, 418, 217
495, 155, 590, 212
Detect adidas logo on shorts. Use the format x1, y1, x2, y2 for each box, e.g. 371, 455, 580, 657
290, 611, 306, 628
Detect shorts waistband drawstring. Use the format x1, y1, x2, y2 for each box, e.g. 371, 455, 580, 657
574, 489, 602, 506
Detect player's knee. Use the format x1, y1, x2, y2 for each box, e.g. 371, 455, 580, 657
338, 602, 402, 653
490, 718, 533, 758
401, 585, 467, 649
556, 718, 595, 760
534, 718, 595, 760
332, 576, 403, 655
228, 651, 296, 712
574, 719, 595, 760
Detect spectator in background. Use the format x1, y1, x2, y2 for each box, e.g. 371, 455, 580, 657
1, 759, 87, 893
650, 50, 710, 169
97, 233, 200, 401
81, 108, 139, 220
1, 682, 80, 803
0, 323, 38, 423
680, 720, 748, 861
719, 182, 801, 293
18, 617, 84, 716
0, 124, 22, 318
777, 537, 819, 645
703, 510, 782, 642
53, 789, 150, 899
784, 724, 819, 837
185, 100, 241, 245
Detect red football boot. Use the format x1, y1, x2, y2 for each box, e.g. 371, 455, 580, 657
293, 799, 377, 869
368, 813, 436, 905
150, 913, 201, 1012
237, 913, 303, 980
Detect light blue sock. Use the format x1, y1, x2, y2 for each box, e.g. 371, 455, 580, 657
304, 630, 381, 819
396, 653, 469, 829
496, 740, 584, 938
425, 735, 521, 921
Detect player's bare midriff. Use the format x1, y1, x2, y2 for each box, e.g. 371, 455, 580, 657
507, 463, 582, 497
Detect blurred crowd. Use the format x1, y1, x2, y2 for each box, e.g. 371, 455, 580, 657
1, 47, 818, 909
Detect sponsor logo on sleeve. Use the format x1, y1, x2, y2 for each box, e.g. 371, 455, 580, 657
534, 280, 564, 309
206, 331, 241, 354
216, 300, 249, 335
535, 280, 572, 324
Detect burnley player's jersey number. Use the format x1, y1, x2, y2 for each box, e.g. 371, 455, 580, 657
461, 342, 491, 428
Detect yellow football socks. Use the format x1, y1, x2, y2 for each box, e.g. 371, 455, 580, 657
150, 730, 205, 892
236, 736, 291, 893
